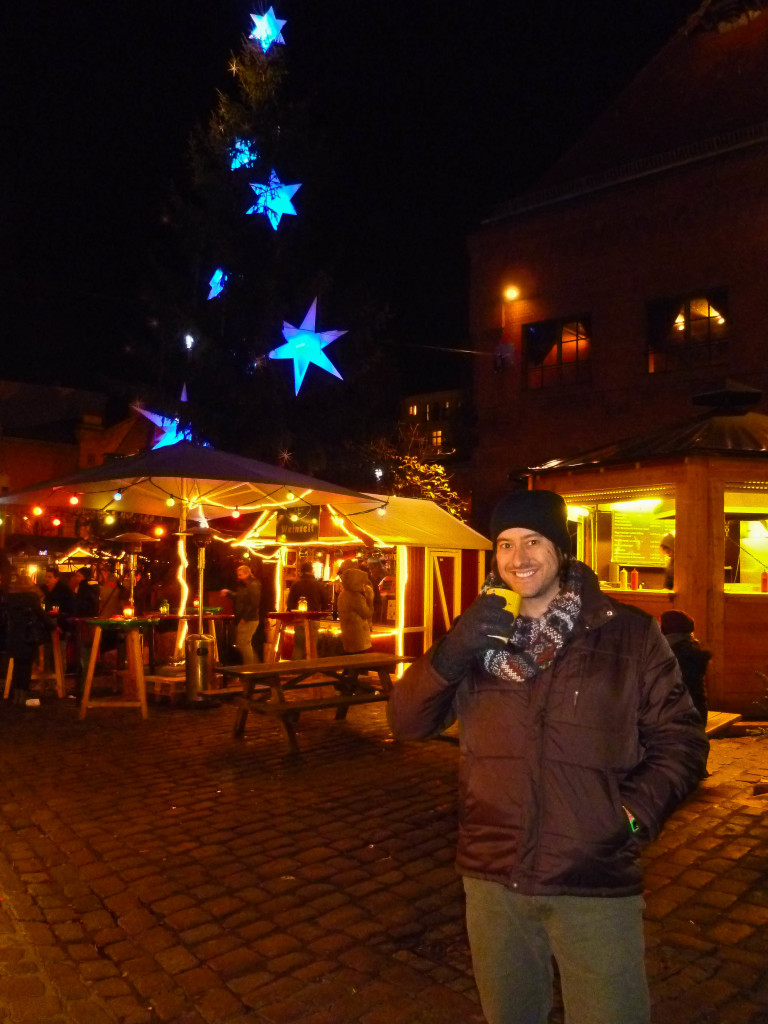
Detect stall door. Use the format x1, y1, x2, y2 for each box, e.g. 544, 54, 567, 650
426, 551, 460, 648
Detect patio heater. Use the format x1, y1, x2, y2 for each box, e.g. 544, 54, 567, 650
185, 527, 219, 706
113, 532, 157, 609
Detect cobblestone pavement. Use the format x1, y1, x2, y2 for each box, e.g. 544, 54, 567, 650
0, 696, 766, 1024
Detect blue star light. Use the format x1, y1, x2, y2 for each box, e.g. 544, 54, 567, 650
134, 406, 193, 450
246, 169, 301, 230
249, 7, 286, 52
268, 298, 346, 395
229, 139, 259, 171
207, 268, 228, 300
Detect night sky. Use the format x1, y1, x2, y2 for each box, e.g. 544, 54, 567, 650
2, 1, 699, 397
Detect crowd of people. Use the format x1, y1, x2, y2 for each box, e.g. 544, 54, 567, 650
0, 551, 396, 699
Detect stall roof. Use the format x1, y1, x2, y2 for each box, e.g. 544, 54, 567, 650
332, 495, 491, 550
530, 408, 768, 473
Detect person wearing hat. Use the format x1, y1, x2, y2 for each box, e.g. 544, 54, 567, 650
660, 610, 711, 728
389, 489, 707, 1024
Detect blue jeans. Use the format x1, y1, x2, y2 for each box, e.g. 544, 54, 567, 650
463, 877, 650, 1024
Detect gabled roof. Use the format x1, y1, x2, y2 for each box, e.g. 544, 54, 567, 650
530, 408, 768, 473
490, 1, 768, 222
333, 496, 491, 550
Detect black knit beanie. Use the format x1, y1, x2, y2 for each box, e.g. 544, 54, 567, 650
490, 489, 571, 555
660, 610, 694, 636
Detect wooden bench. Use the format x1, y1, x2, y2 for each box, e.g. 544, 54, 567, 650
220, 652, 412, 754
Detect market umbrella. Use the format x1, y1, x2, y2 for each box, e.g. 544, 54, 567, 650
0, 441, 374, 657
0, 440, 371, 520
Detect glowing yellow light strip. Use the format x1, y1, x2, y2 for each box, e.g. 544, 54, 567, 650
396, 545, 408, 662
326, 503, 371, 545
275, 546, 285, 611
174, 535, 189, 658
433, 559, 451, 635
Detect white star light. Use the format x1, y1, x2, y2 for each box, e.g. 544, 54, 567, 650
249, 8, 286, 52
268, 298, 346, 394
246, 169, 301, 229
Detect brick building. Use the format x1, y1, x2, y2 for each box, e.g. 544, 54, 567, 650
0, 381, 154, 546
468, 0, 768, 524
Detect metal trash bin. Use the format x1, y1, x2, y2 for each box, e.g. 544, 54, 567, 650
185, 633, 215, 701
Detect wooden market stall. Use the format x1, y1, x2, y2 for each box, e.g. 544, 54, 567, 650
526, 386, 768, 714
231, 494, 492, 661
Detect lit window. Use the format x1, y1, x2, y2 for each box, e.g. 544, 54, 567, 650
431, 429, 443, 447
408, 404, 418, 416
523, 316, 591, 389
647, 291, 728, 372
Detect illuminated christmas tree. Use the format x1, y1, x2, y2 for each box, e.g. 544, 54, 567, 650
139, 10, 397, 470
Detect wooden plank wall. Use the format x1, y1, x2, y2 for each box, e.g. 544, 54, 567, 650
723, 595, 768, 712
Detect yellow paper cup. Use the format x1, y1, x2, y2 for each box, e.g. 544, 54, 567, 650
485, 587, 522, 616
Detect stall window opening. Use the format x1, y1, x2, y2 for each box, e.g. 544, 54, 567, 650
647, 290, 729, 373
723, 488, 768, 591
523, 316, 592, 390
567, 495, 676, 590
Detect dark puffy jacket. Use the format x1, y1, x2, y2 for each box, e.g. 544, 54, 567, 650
388, 568, 708, 898
232, 579, 261, 623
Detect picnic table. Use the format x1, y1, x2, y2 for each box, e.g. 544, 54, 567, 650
220, 651, 413, 754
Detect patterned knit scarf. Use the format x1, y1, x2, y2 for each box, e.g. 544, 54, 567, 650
481, 559, 586, 683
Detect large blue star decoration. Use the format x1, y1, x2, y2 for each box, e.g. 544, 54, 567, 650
207, 268, 228, 300
246, 169, 301, 230
249, 7, 286, 52
268, 298, 346, 395
229, 138, 259, 171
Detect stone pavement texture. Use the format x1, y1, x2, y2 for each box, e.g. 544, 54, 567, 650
0, 698, 766, 1024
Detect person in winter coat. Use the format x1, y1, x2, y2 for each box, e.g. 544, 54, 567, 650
287, 561, 328, 659
2, 582, 53, 704
221, 563, 262, 664
388, 489, 708, 1024
660, 609, 711, 726
337, 567, 374, 654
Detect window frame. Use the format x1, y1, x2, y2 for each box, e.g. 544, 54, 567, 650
647, 289, 729, 373
522, 314, 592, 390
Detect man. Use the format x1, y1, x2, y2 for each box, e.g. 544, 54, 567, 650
388, 489, 707, 1024
222, 563, 261, 664
41, 566, 75, 620
660, 532, 675, 590
70, 568, 99, 618
286, 561, 328, 659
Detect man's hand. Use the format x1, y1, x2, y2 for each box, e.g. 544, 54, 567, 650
431, 593, 515, 682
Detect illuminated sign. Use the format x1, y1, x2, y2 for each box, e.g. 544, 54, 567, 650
276, 506, 320, 542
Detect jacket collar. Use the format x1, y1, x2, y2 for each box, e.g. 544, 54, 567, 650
573, 561, 616, 629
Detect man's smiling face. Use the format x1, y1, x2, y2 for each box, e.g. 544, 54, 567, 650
495, 527, 561, 614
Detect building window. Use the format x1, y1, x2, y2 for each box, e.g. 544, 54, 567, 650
430, 429, 443, 447
408, 404, 418, 416
523, 316, 592, 389
647, 290, 728, 372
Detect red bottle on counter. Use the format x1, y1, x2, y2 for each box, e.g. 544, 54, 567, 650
761, 571, 768, 593
630, 568, 639, 591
